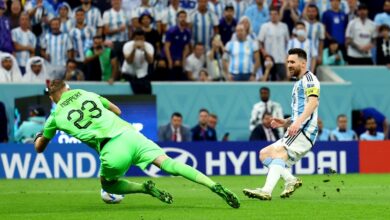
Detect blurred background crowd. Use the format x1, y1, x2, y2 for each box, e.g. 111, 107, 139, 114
0, 0, 389, 84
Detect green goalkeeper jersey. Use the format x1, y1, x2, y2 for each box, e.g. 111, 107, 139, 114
43, 89, 133, 152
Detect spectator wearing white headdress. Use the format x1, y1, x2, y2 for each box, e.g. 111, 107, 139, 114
0, 53, 22, 83
57, 2, 73, 33
22, 56, 49, 83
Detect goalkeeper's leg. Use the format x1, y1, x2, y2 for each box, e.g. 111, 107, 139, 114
154, 155, 240, 208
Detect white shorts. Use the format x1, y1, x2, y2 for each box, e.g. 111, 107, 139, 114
270, 130, 313, 167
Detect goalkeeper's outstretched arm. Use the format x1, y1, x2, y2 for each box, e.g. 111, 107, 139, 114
34, 132, 50, 153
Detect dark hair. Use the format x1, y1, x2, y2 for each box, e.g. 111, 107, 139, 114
337, 114, 347, 120
199, 69, 209, 76
295, 21, 306, 28
50, 17, 61, 24
329, 39, 339, 45
209, 113, 218, 119
262, 55, 277, 81
75, 8, 85, 14
365, 116, 376, 124
199, 108, 209, 114
138, 12, 154, 24
379, 24, 390, 32
171, 112, 182, 118
132, 28, 145, 38
358, 3, 368, 11
288, 48, 307, 60
307, 4, 320, 21
66, 59, 77, 65
176, 10, 187, 18
260, 86, 270, 93
224, 5, 234, 11
269, 6, 279, 13
262, 112, 272, 120
328, 39, 339, 55
194, 43, 204, 48
93, 35, 103, 40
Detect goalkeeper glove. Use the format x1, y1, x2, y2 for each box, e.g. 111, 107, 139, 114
33, 131, 43, 143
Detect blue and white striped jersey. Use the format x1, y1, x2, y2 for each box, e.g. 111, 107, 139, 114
72, 6, 103, 29
69, 25, 96, 62
11, 28, 37, 67
225, 40, 255, 74
291, 71, 320, 144
131, 5, 162, 22
208, 1, 225, 19
161, 5, 183, 30
41, 33, 73, 66
228, 0, 248, 20
303, 20, 325, 53
102, 8, 130, 42
287, 38, 318, 70
188, 9, 219, 49
60, 19, 74, 33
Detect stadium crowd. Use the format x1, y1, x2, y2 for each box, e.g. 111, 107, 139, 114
0, 0, 389, 84
0, 0, 389, 142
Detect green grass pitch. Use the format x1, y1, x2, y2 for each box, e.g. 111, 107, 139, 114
1, 174, 390, 220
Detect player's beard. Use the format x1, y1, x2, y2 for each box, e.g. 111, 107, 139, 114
289, 66, 301, 78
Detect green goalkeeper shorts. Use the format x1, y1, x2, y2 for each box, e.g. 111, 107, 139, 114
99, 129, 165, 181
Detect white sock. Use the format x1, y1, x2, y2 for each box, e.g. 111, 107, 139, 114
281, 168, 296, 182
262, 159, 285, 194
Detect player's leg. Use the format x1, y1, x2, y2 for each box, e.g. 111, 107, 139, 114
132, 131, 239, 208
99, 132, 173, 204
279, 133, 311, 198
153, 155, 240, 209
243, 143, 288, 200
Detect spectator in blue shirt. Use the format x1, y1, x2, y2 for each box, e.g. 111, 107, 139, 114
15, 107, 46, 143
322, 0, 348, 56
322, 39, 345, 65
330, 114, 358, 141
219, 5, 237, 45
374, 0, 390, 29
244, 0, 269, 35
0, 1, 14, 53
159, 10, 191, 80
359, 117, 385, 141
317, 118, 331, 141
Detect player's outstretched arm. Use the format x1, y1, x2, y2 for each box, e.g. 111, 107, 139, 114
271, 117, 291, 129
107, 101, 121, 116
34, 132, 50, 153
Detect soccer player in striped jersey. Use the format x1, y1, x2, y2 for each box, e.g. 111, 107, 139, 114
243, 48, 320, 200
40, 18, 73, 66
34, 80, 240, 208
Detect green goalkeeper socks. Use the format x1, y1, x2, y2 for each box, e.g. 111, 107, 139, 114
103, 179, 145, 194
161, 158, 216, 188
